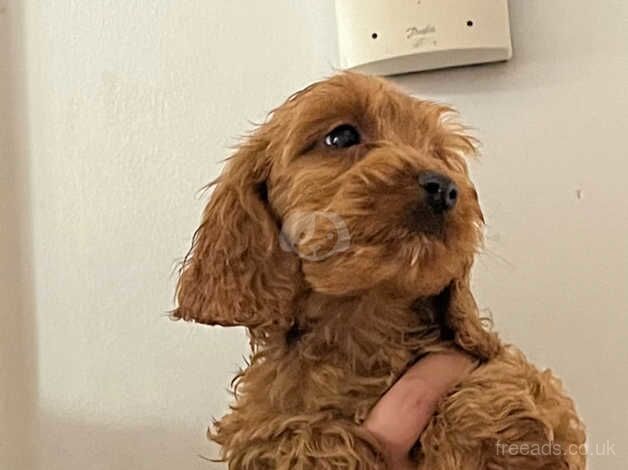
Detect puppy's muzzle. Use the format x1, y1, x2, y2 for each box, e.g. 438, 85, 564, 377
418, 171, 458, 214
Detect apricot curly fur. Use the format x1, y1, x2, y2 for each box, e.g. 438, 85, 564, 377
175, 73, 585, 469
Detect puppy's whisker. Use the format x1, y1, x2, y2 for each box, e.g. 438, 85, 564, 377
410, 249, 420, 267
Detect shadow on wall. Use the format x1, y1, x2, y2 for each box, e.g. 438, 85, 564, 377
38, 412, 222, 470
0, 2, 38, 470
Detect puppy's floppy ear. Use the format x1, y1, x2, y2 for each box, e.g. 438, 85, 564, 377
446, 265, 502, 361
174, 132, 301, 330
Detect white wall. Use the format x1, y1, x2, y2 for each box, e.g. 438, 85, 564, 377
1, 2, 36, 469
1, 1, 626, 469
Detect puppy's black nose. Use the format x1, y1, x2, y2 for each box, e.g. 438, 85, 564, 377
418, 171, 458, 213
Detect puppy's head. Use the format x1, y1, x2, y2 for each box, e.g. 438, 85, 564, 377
175, 73, 497, 356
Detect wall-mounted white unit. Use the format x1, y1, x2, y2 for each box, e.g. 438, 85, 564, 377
335, 0, 512, 76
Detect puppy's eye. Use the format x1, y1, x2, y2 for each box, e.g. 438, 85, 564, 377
324, 125, 361, 149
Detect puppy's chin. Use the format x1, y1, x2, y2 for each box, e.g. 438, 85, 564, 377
300, 240, 469, 298
280, 193, 482, 298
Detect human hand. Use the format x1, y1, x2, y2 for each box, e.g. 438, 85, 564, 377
362, 350, 477, 469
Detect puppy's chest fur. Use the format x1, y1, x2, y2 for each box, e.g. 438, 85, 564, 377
210, 292, 455, 467
243, 292, 451, 421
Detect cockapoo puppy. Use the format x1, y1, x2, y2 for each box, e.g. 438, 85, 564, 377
174, 73, 585, 469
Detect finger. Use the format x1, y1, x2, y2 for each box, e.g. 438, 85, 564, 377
363, 376, 439, 458
402, 350, 477, 395
362, 350, 478, 464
